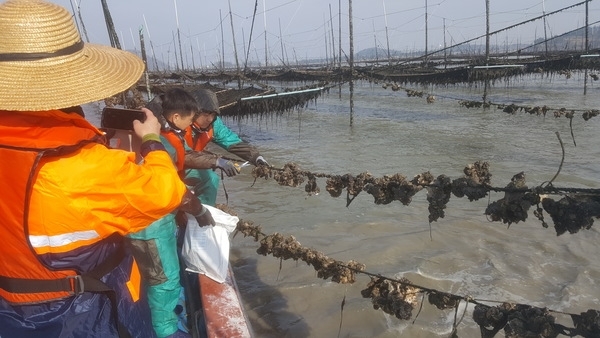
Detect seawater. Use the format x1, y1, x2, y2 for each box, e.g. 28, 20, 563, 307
218, 74, 600, 338
88, 72, 600, 337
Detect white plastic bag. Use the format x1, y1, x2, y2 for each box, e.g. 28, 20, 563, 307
181, 205, 238, 283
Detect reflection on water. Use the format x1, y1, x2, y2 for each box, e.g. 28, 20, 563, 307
89, 75, 600, 337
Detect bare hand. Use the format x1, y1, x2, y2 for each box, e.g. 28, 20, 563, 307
133, 108, 161, 139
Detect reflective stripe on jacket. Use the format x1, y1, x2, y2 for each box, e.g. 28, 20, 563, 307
0, 110, 186, 304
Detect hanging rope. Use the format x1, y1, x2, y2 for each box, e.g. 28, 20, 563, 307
223, 205, 600, 338
249, 159, 600, 236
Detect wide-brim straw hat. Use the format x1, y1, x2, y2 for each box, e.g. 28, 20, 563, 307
0, 0, 145, 111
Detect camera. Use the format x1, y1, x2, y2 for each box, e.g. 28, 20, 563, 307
101, 107, 146, 131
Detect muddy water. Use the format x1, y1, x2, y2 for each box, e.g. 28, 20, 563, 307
82, 73, 600, 337
212, 74, 600, 337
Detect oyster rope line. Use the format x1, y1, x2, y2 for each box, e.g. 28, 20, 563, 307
228, 212, 600, 338
251, 161, 600, 236
373, 80, 600, 118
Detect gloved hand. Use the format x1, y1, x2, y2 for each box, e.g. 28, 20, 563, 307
216, 158, 238, 177
195, 205, 215, 227
255, 155, 268, 166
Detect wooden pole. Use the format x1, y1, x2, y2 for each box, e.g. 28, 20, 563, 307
542, 0, 548, 56
338, 0, 342, 99
349, 0, 354, 126
244, 0, 259, 72
424, 0, 428, 62
263, 0, 268, 69
100, 0, 121, 49
279, 18, 285, 66
143, 15, 161, 72
584, 0, 589, 95
373, 20, 378, 63
173, 0, 184, 70
190, 44, 195, 71
383, 0, 391, 65
338, 0, 342, 69
324, 15, 329, 68
329, 4, 336, 67
172, 31, 179, 72
443, 18, 447, 69
139, 28, 152, 101
228, 0, 242, 89
220, 10, 225, 70
485, 0, 490, 65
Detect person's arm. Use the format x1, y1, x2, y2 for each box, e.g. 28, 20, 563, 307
184, 150, 219, 169
226, 141, 262, 164
133, 109, 214, 226
211, 117, 267, 165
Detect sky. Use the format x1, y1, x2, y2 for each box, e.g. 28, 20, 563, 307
51, 0, 600, 69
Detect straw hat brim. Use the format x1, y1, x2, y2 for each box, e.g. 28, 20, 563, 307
0, 43, 144, 111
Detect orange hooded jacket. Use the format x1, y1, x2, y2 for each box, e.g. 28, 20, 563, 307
0, 110, 186, 304
185, 124, 213, 152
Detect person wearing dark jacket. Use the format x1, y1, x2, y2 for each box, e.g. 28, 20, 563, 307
183, 89, 269, 205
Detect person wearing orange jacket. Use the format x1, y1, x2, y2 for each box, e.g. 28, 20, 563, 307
129, 88, 202, 338
182, 89, 269, 206
0, 1, 212, 337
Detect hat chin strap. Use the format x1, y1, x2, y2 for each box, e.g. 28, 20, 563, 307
192, 120, 215, 133
0, 40, 84, 62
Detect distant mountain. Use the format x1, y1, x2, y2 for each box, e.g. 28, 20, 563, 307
532, 25, 600, 52
356, 47, 403, 60
355, 25, 600, 61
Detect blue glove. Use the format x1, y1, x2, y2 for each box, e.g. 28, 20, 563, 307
255, 155, 268, 166
216, 158, 238, 177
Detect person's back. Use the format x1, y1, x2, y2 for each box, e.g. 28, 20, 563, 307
0, 1, 205, 337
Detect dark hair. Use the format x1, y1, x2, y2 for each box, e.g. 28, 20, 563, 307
161, 88, 198, 118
